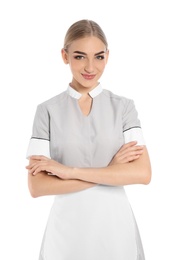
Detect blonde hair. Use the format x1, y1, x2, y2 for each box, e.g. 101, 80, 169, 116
63, 19, 108, 51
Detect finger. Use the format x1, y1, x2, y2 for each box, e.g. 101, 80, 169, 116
26, 161, 41, 169
121, 141, 137, 149
123, 148, 144, 157
26, 163, 36, 170
32, 168, 42, 175
114, 154, 141, 164
31, 165, 45, 175
119, 145, 144, 156
115, 142, 135, 154
116, 149, 143, 162
118, 142, 138, 153
122, 153, 142, 163
127, 154, 140, 162
28, 162, 47, 175
30, 155, 49, 161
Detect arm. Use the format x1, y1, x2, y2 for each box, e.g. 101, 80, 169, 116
27, 141, 144, 197
28, 167, 96, 198
73, 146, 151, 186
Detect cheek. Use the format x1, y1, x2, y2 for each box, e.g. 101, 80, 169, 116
97, 62, 106, 72
69, 60, 83, 71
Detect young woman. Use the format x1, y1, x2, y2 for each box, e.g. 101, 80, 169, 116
26, 19, 151, 260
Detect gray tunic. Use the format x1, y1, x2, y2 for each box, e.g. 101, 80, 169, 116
27, 84, 145, 260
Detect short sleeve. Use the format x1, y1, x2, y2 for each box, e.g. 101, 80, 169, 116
26, 104, 51, 159
122, 99, 145, 145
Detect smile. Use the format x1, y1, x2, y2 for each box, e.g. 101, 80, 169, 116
82, 74, 96, 80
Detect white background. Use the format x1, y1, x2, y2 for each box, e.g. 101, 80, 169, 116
0, 0, 185, 259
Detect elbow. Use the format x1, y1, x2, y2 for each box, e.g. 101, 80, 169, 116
28, 183, 40, 198
29, 189, 40, 198
138, 146, 152, 185
142, 167, 152, 185
143, 173, 151, 185
28, 176, 41, 198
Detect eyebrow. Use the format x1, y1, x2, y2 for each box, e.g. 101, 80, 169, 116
73, 51, 106, 56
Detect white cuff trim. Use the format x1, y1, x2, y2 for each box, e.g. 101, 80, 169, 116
26, 138, 51, 159
123, 128, 145, 145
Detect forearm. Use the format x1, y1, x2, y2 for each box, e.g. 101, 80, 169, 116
72, 148, 151, 186
27, 145, 151, 193
28, 172, 96, 198
74, 163, 149, 186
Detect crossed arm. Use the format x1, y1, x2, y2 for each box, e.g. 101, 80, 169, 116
26, 141, 151, 198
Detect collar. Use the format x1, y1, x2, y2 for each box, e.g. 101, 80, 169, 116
67, 84, 103, 100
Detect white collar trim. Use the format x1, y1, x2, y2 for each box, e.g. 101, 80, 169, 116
67, 84, 102, 99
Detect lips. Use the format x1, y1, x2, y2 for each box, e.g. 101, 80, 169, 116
82, 74, 96, 80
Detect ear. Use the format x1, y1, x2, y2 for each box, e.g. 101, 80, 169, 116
61, 48, 69, 64
105, 49, 109, 64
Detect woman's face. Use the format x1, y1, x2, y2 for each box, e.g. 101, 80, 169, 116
62, 36, 109, 91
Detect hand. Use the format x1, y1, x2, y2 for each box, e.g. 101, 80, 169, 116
26, 155, 73, 179
109, 141, 144, 166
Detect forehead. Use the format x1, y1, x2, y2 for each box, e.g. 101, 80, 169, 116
68, 36, 106, 53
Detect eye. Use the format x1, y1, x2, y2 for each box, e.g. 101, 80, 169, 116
96, 55, 105, 60
74, 55, 85, 60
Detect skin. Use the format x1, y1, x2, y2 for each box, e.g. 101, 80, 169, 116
62, 36, 109, 94
26, 36, 151, 198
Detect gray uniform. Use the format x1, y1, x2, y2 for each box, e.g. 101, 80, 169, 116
27, 84, 145, 260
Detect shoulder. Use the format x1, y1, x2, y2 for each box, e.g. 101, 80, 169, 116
102, 89, 134, 107
37, 90, 68, 110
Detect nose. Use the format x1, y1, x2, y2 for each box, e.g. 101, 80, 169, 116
84, 59, 94, 73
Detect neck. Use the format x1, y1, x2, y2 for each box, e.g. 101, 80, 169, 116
69, 81, 99, 96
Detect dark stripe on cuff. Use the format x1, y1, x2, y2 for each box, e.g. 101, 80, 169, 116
31, 137, 50, 141
123, 126, 141, 133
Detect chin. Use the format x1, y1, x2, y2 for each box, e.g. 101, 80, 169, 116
80, 81, 98, 89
